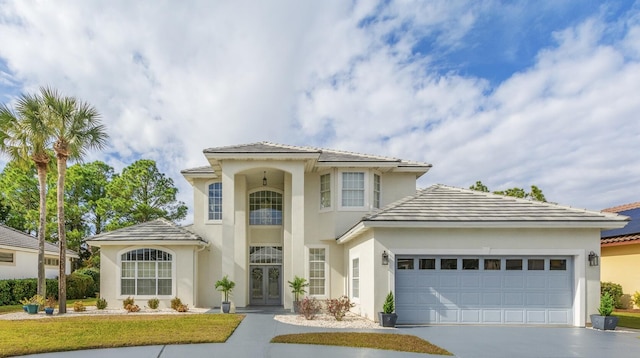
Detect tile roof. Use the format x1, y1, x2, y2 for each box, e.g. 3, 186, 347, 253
202, 141, 431, 167
601, 202, 640, 245
602, 202, 640, 213
180, 165, 215, 175
0, 224, 77, 256
362, 184, 628, 223
86, 219, 207, 243
601, 233, 640, 245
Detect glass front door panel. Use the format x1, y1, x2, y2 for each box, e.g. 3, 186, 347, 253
249, 265, 281, 305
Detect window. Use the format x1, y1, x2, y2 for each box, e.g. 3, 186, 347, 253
44, 257, 59, 266
373, 174, 381, 209
463, 258, 479, 270
249, 190, 283, 225
441, 259, 457, 270
484, 259, 501, 270
419, 258, 435, 269
352, 258, 359, 299
0, 251, 14, 264
249, 246, 282, 264
550, 259, 567, 271
341, 172, 365, 207
121, 248, 172, 296
397, 258, 414, 269
320, 174, 331, 209
308, 248, 326, 296
506, 259, 523, 270
208, 182, 222, 220
528, 259, 545, 270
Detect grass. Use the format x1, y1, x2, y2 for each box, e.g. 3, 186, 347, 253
0, 314, 243, 357
271, 332, 452, 355
0, 297, 98, 315
613, 311, 640, 329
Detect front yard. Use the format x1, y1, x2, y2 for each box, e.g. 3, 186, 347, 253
613, 310, 640, 329
0, 314, 243, 357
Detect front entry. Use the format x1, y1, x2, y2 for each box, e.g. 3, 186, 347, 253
249, 265, 282, 305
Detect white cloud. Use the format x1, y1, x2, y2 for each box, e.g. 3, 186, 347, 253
0, 0, 638, 217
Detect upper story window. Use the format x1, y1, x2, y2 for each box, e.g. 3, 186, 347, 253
320, 173, 331, 209
341, 172, 365, 207
121, 248, 172, 296
208, 182, 222, 221
373, 174, 381, 209
249, 190, 283, 225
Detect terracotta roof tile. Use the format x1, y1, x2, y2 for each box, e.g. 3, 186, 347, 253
603, 202, 640, 213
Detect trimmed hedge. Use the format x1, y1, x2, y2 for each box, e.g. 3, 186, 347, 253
601, 281, 624, 309
0, 273, 96, 305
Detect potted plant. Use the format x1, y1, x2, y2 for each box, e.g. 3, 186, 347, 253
287, 276, 309, 313
24, 294, 44, 315
590, 292, 618, 330
378, 291, 398, 327
44, 296, 56, 315
215, 275, 235, 313
19, 297, 30, 312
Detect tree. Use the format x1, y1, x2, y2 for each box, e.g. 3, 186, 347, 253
42, 87, 108, 313
0, 92, 52, 298
469, 180, 547, 202
103, 159, 187, 230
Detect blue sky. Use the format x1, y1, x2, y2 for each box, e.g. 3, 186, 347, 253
0, 0, 639, 220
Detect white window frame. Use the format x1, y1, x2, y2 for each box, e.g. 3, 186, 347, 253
0, 250, 15, 265
248, 188, 284, 226
319, 172, 332, 211
338, 170, 368, 210
373, 173, 381, 209
116, 247, 176, 298
306, 245, 329, 298
351, 256, 360, 301
206, 181, 222, 223
44, 256, 59, 267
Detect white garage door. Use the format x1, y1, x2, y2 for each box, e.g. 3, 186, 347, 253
395, 256, 574, 325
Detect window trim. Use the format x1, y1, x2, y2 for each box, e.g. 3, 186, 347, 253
306, 245, 329, 298
351, 256, 360, 301
205, 181, 223, 223
0, 250, 15, 266
338, 170, 369, 211
319, 172, 332, 211
44, 256, 59, 267
116, 247, 176, 298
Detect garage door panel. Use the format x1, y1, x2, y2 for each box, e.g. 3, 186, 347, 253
396, 256, 574, 325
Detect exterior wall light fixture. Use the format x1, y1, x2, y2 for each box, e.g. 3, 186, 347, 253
263, 171, 267, 186
588, 251, 599, 266
382, 250, 389, 265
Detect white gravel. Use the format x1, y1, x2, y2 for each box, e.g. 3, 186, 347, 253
0, 306, 209, 320
274, 312, 393, 329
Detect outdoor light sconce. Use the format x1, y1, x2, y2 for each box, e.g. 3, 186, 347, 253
263, 171, 267, 186
588, 251, 599, 266
381, 250, 389, 265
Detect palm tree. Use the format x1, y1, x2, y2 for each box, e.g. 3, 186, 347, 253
0, 92, 52, 298
42, 88, 108, 313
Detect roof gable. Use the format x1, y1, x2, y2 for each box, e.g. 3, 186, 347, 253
85, 219, 206, 244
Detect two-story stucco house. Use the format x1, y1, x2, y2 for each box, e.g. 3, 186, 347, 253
87, 142, 628, 326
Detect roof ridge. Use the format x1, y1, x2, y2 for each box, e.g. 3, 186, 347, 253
603, 202, 640, 213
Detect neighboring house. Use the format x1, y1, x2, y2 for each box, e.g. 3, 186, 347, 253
87, 142, 628, 326
0, 224, 78, 279
601, 202, 640, 307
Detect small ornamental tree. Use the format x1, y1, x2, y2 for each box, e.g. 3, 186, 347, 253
383, 291, 395, 314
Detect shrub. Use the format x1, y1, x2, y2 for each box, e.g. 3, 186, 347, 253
383, 291, 395, 314
45, 279, 58, 299
12, 279, 37, 303
601, 282, 624, 309
325, 296, 354, 321
96, 297, 108, 309
125, 304, 140, 312
171, 297, 182, 310
45, 296, 56, 309
598, 292, 614, 316
176, 304, 189, 312
66, 272, 94, 299
73, 301, 86, 312
298, 297, 321, 320
0, 280, 13, 305
75, 267, 100, 297
632, 291, 640, 309
148, 298, 160, 309
123, 296, 135, 308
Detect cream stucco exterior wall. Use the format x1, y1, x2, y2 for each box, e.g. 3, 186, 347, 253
601, 243, 640, 308
342, 227, 602, 327
0, 248, 73, 280
99, 244, 199, 309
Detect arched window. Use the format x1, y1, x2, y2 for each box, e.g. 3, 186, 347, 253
249, 190, 283, 225
121, 248, 172, 296
208, 182, 222, 220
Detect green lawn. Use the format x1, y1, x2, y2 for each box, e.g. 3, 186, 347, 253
0, 314, 243, 357
271, 332, 452, 355
613, 311, 640, 329
0, 297, 98, 315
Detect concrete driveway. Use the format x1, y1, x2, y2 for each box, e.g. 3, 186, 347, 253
22, 308, 640, 358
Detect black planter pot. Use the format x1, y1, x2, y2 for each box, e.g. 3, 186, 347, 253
590, 314, 619, 330
221, 302, 231, 313
378, 312, 398, 327
45, 307, 54, 315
